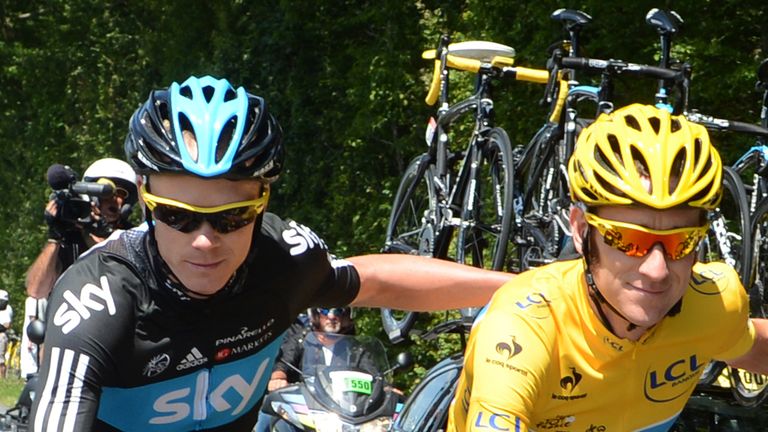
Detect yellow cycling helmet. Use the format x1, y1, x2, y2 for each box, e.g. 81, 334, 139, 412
568, 103, 722, 210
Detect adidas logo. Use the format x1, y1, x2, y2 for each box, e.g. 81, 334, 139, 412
176, 347, 208, 371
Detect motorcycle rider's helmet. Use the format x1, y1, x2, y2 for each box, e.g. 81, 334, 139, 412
308, 307, 355, 335
125, 75, 284, 182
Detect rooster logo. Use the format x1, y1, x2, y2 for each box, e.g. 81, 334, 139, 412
495, 336, 522, 360
559, 367, 583, 393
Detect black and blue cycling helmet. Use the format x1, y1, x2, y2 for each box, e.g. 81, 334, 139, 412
125, 75, 284, 181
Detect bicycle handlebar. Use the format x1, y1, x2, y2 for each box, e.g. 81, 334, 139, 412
560, 57, 683, 81
686, 112, 768, 137
501, 66, 549, 84
424, 52, 549, 106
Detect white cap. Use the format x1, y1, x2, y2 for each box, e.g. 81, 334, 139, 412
0, 290, 8, 301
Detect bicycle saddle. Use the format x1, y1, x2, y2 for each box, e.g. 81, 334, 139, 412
550, 9, 592, 31
422, 41, 515, 64
450, 41, 515, 63
645, 8, 683, 35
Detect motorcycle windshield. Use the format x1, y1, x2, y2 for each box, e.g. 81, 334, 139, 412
301, 332, 391, 417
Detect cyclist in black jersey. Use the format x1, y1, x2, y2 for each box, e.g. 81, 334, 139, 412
29, 75, 512, 432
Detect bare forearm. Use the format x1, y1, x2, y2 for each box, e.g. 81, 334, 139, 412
349, 254, 513, 311
25, 242, 62, 299
727, 318, 768, 374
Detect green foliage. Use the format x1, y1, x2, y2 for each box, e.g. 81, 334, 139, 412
0, 0, 766, 396
0, 376, 25, 408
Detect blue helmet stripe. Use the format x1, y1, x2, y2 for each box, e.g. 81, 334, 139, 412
170, 76, 249, 177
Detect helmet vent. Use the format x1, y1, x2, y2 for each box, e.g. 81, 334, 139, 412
630, 145, 651, 189
202, 85, 215, 102
670, 148, 686, 194
693, 137, 702, 162
217, 118, 236, 162
670, 118, 682, 133
647, 116, 661, 134
607, 134, 622, 158
594, 143, 616, 175
624, 114, 642, 132
594, 172, 616, 200
223, 88, 237, 102
178, 114, 198, 162
179, 85, 193, 99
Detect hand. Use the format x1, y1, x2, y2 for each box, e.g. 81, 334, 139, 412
45, 200, 79, 240
268, 378, 289, 391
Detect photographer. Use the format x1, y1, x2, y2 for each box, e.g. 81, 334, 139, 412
25, 158, 138, 300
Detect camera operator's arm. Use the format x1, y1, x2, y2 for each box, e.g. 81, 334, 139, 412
26, 200, 65, 299
26, 240, 62, 299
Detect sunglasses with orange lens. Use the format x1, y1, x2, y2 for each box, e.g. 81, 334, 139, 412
585, 213, 708, 260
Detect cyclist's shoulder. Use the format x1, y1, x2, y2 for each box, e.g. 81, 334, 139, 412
53, 228, 150, 302
686, 261, 747, 314
481, 259, 582, 326
494, 259, 582, 301
259, 212, 329, 256
79, 224, 148, 263
689, 261, 743, 294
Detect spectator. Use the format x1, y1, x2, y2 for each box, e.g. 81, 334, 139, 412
0, 290, 14, 378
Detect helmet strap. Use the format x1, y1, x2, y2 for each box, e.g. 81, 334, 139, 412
581, 226, 640, 334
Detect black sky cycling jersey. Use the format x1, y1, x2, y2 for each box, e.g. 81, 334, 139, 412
30, 213, 361, 431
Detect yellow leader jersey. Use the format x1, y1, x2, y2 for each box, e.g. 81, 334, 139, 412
447, 259, 755, 432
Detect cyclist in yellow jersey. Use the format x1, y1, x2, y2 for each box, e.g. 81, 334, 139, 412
447, 104, 768, 432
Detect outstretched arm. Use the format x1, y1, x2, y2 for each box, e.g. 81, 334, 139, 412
349, 254, 513, 311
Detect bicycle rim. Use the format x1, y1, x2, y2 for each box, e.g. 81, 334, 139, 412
515, 124, 570, 270
457, 128, 514, 270
450, 128, 514, 319
697, 166, 752, 289
381, 154, 434, 343
749, 196, 768, 318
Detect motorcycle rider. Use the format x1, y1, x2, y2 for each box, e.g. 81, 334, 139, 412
270, 307, 361, 389
256, 307, 370, 431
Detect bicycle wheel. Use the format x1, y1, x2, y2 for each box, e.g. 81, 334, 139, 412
725, 189, 768, 406
381, 154, 436, 343
451, 128, 514, 319
749, 196, 768, 318
696, 360, 727, 388
456, 127, 514, 270
516, 124, 569, 270
698, 166, 751, 289
729, 366, 768, 407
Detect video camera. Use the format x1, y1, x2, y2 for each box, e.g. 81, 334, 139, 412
46, 164, 116, 226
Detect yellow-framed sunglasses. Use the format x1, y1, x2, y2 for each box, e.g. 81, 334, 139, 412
141, 185, 269, 234
585, 212, 709, 260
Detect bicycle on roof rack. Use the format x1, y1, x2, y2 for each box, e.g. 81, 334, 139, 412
381, 34, 549, 343
512, 8, 692, 271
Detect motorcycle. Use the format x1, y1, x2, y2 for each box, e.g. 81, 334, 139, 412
261, 332, 411, 431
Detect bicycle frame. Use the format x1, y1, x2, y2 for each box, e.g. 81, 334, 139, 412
388, 36, 547, 258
